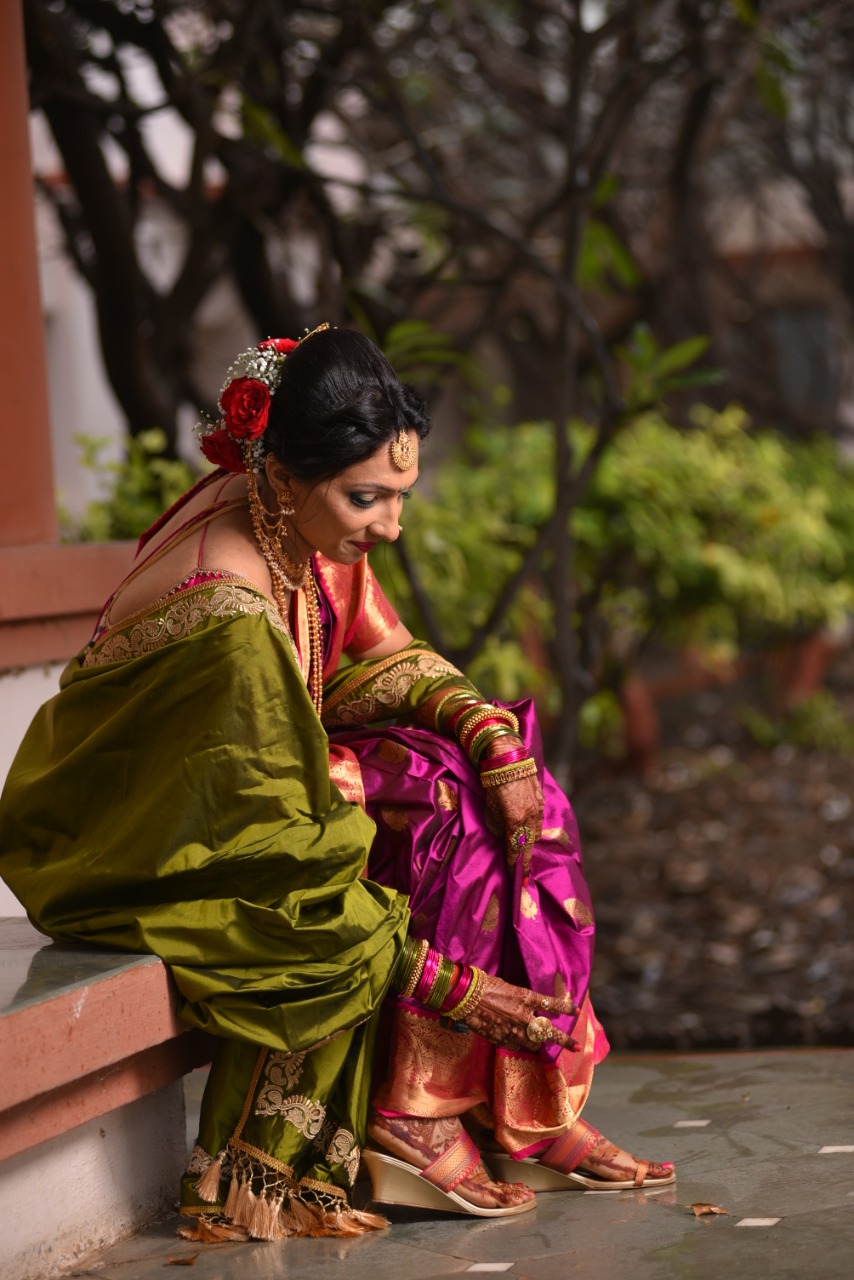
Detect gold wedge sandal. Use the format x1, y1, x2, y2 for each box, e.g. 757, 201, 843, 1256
363, 1130, 537, 1217
487, 1121, 675, 1193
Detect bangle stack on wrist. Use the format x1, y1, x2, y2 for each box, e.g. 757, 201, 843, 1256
434, 692, 521, 765
393, 938, 486, 1023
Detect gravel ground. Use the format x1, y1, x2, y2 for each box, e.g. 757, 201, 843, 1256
573, 647, 854, 1052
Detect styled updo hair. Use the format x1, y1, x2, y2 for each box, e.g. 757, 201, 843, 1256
265, 327, 430, 480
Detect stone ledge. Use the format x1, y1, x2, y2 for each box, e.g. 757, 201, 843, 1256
0, 917, 214, 1161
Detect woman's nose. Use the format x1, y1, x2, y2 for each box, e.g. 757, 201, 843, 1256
369, 511, 401, 542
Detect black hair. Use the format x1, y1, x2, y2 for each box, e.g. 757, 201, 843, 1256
265, 327, 430, 479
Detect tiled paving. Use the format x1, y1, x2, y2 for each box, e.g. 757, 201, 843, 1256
67, 1049, 854, 1280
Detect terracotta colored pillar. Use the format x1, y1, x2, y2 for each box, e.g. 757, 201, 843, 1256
0, 1, 57, 547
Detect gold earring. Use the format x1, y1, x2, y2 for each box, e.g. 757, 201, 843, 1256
276, 486, 295, 517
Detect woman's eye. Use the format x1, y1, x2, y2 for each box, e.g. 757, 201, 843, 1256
350, 494, 375, 509
401, 489, 413, 501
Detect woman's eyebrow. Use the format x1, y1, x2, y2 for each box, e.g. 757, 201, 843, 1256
351, 478, 419, 493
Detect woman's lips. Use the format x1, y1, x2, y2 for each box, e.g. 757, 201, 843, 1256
352, 541, 377, 553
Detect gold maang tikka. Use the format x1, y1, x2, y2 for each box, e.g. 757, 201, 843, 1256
389, 427, 415, 472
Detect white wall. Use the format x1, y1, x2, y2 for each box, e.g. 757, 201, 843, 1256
0, 1082, 187, 1280
0, 665, 65, 917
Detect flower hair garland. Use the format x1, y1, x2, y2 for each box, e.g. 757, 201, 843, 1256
194, 326, 328, 473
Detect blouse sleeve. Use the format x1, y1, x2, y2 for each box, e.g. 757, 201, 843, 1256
343, 562, 401, 657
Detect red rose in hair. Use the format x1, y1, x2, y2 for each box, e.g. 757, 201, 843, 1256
220, 376, 270, 440
259, 337, 299, 354
200, 428, 245, 473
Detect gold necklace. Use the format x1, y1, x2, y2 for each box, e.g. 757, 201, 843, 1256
302, 563, 324, 716
246, 470, 323, 715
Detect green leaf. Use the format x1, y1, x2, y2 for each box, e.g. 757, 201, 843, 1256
651, 335, 710, 378
730, 0, 758, 26
755, 61, 788, 119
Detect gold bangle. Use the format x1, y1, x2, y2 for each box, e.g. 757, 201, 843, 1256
480, 759, 538, 789
458, 705, 520, 750
445, 966, 486, 1020
400, 939, 430, 1000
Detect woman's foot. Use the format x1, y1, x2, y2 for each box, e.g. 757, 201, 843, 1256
568, 1133, 675, 1187
368, 1114, 535, 1210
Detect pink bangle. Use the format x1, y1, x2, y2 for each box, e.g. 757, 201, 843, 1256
413, 949, 439, 1004
479, 746, 528, 771
441, 967, 472, 1013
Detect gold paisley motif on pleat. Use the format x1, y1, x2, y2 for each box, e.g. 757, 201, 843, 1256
520, 884, 539, 920
380, 806, 410, 831
542, 826, 571, 847
378, 739, 410, 764
436, 780, 459, 811
564, 898, 594, 927
481, 893, 500, 933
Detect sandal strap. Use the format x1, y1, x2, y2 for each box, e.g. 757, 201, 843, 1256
422, 1130, 482, 1193
633, 1159, 650, 1187
540, 1118, 601, 1175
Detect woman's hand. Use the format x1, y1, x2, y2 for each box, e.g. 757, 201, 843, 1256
482, 735, 544, 868
458, 974, 580, 1053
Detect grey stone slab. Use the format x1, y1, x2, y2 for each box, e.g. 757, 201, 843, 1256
0, 916, 156, 1016
71, 1051, 854, 1280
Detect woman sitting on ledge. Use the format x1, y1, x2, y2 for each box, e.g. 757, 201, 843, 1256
0, 325, 673, 1241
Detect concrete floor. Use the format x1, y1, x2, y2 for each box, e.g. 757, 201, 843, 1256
66, 1049, 854, 1280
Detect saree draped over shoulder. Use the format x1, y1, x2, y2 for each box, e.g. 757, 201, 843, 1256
0, 567, 408, 1240
0, 492, 608, 1240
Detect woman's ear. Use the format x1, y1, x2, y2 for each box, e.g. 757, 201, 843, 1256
265, 455, 292, 491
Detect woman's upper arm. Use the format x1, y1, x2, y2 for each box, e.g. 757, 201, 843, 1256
347, 620, 415, 662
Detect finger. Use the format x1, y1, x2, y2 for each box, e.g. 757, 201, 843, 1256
529, 992, 579, 1018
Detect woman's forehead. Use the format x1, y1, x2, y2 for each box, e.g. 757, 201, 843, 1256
338, 440, 419, 486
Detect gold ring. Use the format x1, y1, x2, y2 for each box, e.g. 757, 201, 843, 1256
539, 997, 551, 1012
526, 1015, 554, 1046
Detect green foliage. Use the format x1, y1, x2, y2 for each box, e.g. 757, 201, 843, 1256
616, 325, 725, 412
60, 430, 198, 543
375, 404, 854, 719
739, 692, 854, 754
576, 404, 854, 664
381, 320, 482, 387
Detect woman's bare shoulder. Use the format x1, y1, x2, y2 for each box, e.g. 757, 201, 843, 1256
106, 476, 272, 625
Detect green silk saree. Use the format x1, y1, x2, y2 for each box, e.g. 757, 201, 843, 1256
0, 575, 409, 1238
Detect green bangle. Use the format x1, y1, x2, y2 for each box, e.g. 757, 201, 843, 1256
424, 957, 456, 1011
432, 689, 473, 730
468, 725, 518, 763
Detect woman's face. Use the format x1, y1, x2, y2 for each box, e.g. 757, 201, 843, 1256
267, 434, 419, 565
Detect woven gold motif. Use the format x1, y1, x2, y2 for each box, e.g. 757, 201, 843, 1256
378, 739, 410, 764
380, 806, 410, 831
436, 781, 459, 811
324, 1128, 360, 1186
324, 651, 461, 723
186, 1143, 214, 1176
542, 827, 571, 847
253, 1091, 326, 1139
563, 898, 594, 927
260, 1050, 307, 1094
481, 892, 500, 933
84, 581, 288, 668
520, 885, 539, 920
